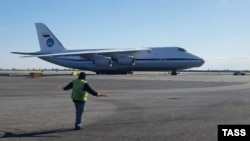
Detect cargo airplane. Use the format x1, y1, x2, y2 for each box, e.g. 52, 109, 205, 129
12, 23, 204, 75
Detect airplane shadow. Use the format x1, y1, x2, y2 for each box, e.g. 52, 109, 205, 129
1, 128, 75, 138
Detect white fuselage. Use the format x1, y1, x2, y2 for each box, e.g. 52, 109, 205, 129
40, 47, 204, 73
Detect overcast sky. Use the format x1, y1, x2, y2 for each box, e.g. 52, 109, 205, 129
1, 0, 250, 70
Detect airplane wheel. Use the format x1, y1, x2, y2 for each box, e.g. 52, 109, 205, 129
171, 71, 177, 75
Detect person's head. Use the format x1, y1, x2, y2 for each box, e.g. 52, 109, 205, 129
78, 72, 86, 80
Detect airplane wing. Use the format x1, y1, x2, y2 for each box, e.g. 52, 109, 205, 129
12, 48, 150, 57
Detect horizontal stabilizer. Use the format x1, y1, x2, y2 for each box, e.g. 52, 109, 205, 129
11, 51, 41, 55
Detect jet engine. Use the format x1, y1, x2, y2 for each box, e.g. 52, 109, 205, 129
94, 55, 112, 66
117, 55, 135, 65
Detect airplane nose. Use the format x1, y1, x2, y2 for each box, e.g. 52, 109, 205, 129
201, 59, 205, 64
199, 58, 205, 66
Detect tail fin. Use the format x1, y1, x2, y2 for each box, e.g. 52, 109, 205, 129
35, 23, 66, 52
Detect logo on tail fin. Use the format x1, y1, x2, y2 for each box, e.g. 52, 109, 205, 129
46, 38, 54, 47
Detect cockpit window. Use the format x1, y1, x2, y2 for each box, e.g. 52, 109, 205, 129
178, 48, 186, 52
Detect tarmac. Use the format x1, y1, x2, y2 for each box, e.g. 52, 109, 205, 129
0, 72, 250, 141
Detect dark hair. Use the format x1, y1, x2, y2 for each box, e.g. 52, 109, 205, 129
78, 72, 86, 79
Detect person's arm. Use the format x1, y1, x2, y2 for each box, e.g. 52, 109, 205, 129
83, 83, 108, 97
63, 81, 73, 90
83, 83, 98, 96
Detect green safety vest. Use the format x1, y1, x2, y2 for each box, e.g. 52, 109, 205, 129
71, 79, 88, 101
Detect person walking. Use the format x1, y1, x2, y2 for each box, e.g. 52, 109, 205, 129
60, 72, 107, 130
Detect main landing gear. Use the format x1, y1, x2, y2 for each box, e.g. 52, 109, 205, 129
171, 70, 177, 75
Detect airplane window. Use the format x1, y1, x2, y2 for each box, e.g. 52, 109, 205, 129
178, 48, 186, 52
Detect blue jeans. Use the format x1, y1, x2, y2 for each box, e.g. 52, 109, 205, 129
73, 101, 86, 127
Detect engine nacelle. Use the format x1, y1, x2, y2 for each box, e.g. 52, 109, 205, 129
94, 55, 112, 66
117, 55, 135, 65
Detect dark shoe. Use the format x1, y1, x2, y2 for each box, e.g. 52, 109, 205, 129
74, 126, 81, 130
